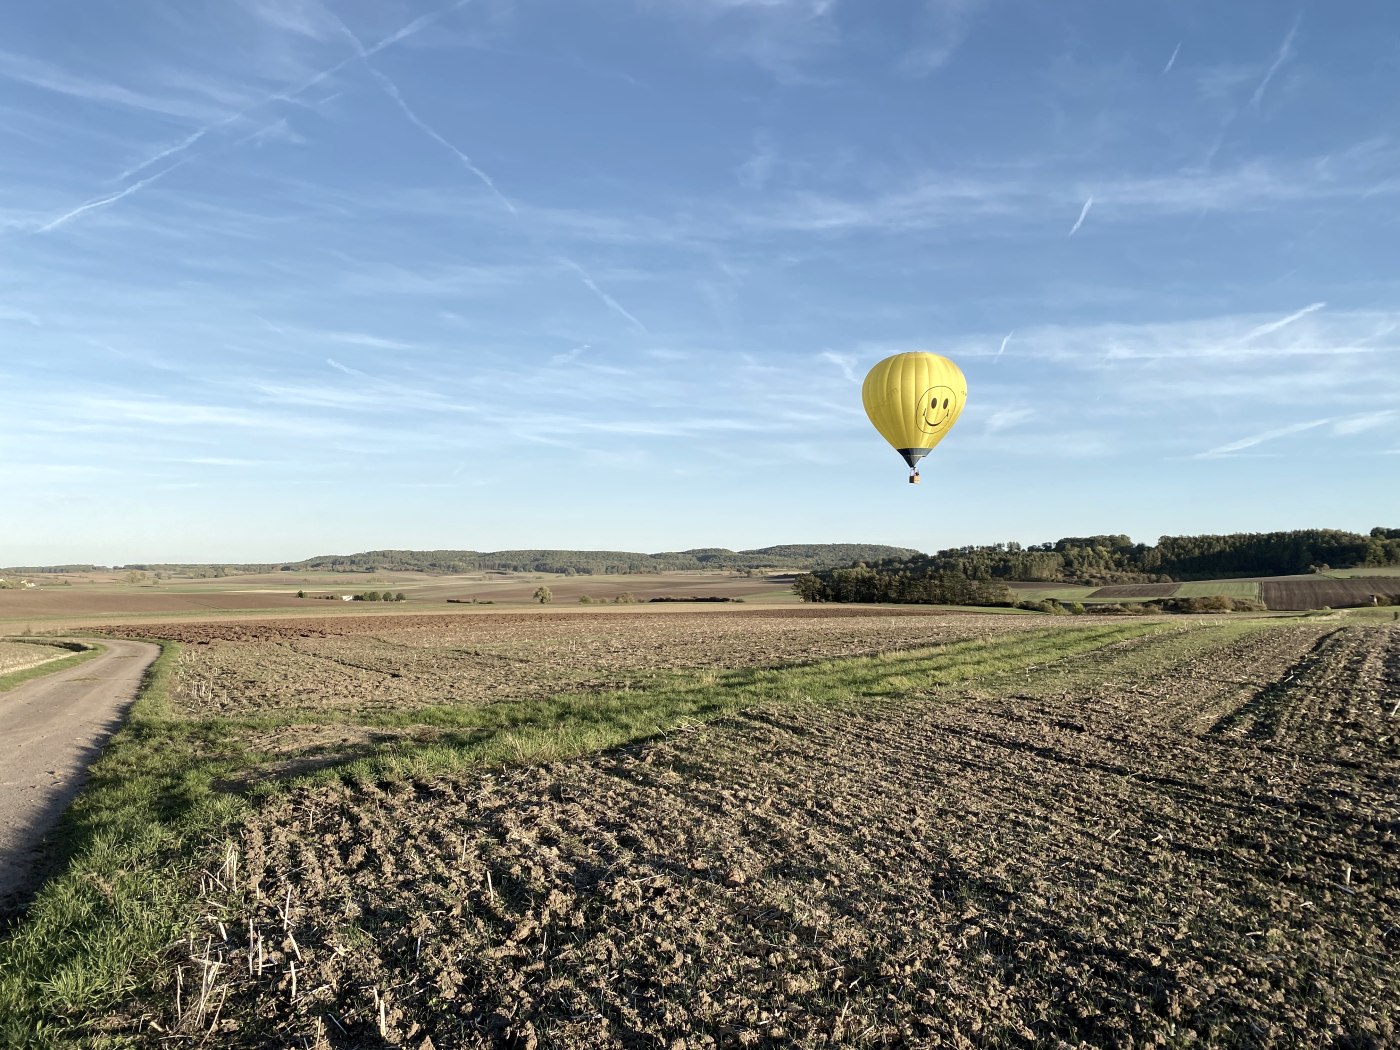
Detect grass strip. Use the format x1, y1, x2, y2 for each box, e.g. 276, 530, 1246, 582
0, 642, 251, 1048
0, 642, 103, 693
0, 618, 1218, 1044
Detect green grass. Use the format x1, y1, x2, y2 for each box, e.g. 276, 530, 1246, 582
1324, 566, 1400, 578
1006, 585, 1099, 601
0, 618, 1238, 1044
1173, 580, 1262, 599
0, 642, 102, 692
1341, 606, 1400, 621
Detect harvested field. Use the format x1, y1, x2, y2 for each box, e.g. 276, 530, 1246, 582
0, 640, 67, 675
116, 619, 1397, 1048
0, 589, 310, 620
1262, 578, 1400, 610
96, 609, 1048, 719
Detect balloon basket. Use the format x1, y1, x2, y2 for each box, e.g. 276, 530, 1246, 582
908, 472, 921, 485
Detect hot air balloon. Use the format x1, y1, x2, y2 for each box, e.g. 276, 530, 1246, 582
862, 352, 967, 484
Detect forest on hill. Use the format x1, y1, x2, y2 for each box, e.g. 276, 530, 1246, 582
289, 544, 919, 574
793, 527, 1400, 605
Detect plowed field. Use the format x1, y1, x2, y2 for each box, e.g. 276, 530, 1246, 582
98, 609, 1046, 718
1261, 578, 1400, 610
121, 618, 1397, 1048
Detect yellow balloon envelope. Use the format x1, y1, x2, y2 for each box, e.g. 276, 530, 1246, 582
862, 352, 967, 477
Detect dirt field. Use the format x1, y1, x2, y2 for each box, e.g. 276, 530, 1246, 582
1262, 578, 1400, 610
96, 608, 1040, 721
109, 617, 1397, 1048
0, 570, 794, 629
0, 640, 68, 675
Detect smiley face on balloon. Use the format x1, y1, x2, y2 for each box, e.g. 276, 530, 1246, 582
916, 385, 960, 435
861, 352, 967, 478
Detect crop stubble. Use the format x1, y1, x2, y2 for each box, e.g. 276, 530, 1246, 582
104, 609, 1047, 718
110, 614, 1398, 1048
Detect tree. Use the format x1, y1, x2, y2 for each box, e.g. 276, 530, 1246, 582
296, 589, 306, 598
533, 586, 553, 604
394, 592, 407, 602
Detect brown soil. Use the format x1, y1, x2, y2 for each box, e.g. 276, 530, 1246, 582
98, 609, 1045, 718
124, 622, 1398, 1048
1261, 579, 1400, 611
0, 590, 311, 619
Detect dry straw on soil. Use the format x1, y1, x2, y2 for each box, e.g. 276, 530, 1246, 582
115, 618, 1397, 1048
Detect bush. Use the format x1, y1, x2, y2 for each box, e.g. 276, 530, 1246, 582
533, 587, 553, 604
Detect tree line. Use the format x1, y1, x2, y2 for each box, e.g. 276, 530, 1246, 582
287, 544, 920, 575
793, 527, 1400, 605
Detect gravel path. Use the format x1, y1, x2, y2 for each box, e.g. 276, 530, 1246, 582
0, 638, 159, 916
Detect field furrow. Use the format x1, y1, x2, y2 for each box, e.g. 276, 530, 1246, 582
109, 615, 1396, 1049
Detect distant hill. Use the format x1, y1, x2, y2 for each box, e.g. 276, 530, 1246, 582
287, 544, 921, 575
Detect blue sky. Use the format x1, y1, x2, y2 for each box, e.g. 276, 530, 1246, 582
3, 0, 1398, 565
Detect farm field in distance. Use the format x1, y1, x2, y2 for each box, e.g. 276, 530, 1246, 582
3, 604, 1394, 1047
0, 568, 798, 629
1008, 576, 1400, 608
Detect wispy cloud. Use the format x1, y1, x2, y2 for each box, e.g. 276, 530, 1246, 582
984, 406, 1033, 432
1163, 42, 1181, 74
1239, 301, 1325, 342
993, 330, 1013, 363
550, 344, 591, 365
325, 5, 517, 215
737, 132, 778, 190
1250, 14, 1301, 109
0, 48, 236, 122
368, 66, 516, 213
299, 328, 425, 351
75, 396, 357, 436
559, 257, 650, 334
116, 0, 473, 183
899, 0, 981, 77
1067, 195, 1093, 236
0, 306, 42, 326
327, 357, 371, 379
1194, 418, 1330, 458
1332, 409, 1398, 436
35, 162, 187, 233
820, 350, 860, 383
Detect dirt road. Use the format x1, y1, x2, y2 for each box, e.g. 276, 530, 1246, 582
0, 639, 159, 916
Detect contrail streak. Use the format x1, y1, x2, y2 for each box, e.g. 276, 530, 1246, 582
1163, 42, 1181, 74
1068, 195, 1093, 237
117, 126, 212, 181
326, 6, 517, 215
560, 258, 649, 334
994, 330, 1013, 363
1251, 15, 1300, 109
1240, 301, 1325, 341
118, 0, 472, 182
1196, 417, 1330, 458
367, 67, 517, 214
37, 162, 186, 232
